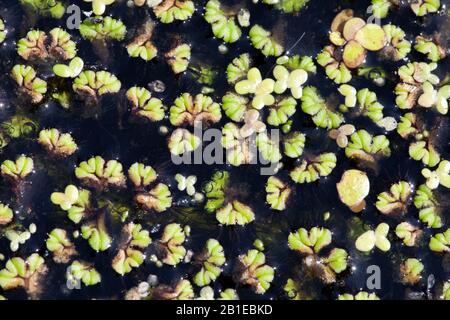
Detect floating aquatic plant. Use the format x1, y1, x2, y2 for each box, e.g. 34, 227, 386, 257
263, 0, 310, 13
375, 181, 412, 216
256, 132, 282, 164
51, 185, 92, 223
68, 261, 101, 286
38, 128, 77, 157
410, 0, 441, 16
414, 36, 446, 62
221, 122, 255, 166
288, 227, 332, 255
75, 156, 126, 190
204, 0, 242, 43
0, 203, 13, 225
421, 160, 450, 190
1, 155, 34, 183
170, 93, 221, 126
249, 25, 283, 57
345, 129, 391, 165
128, 162, 157, 189
370, 0, 392, 19
338, 291, 380, 300
203, 171, 254, 225
265, 176, 291, 211
150, 279, 194, 300
46, 228, 77, 264
81, 213, 112, 252
317, 46, 352, 84
221, 93, 248, 122
233, 249, 274, 294
154, 223, 188, 266
17, 28, 76, 62
84, 0, 116, 16
290, 153, 337, 184
413, 184, 442, 228
193, 239, 225, 287
288, 227, 348, 283
11, 64, 47, 104
153, 0, 195, 24
135, 183, 172, 212
329, 124, 355, 148
395, 222, 422, 246
0, 254, 47, 297
336, 169, 370, 212
301, 86, 344, 129
227, 53, 251, 84
400, 258, 424, 285
175, 174, 197, 196
429, 229, 450, 253
273, 65, 308, 99
235, 67, 275, 110
168, 128, 200, 156
20, 0, 65, 19
53, 57, 84, 78
355, 223, 391, 252
165, 43, 191, 74
79, 16, 126, 41
112, 223, 151, 275
380, 25, 411, 61
126, 87, 165, 122
126, 22, 158, 62
283, 131, 305, 158
73, 70, 122, 105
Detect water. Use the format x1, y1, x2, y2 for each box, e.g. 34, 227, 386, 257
0, 0, 449, 300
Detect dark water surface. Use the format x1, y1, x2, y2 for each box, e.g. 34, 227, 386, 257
0, 0, 449, 300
